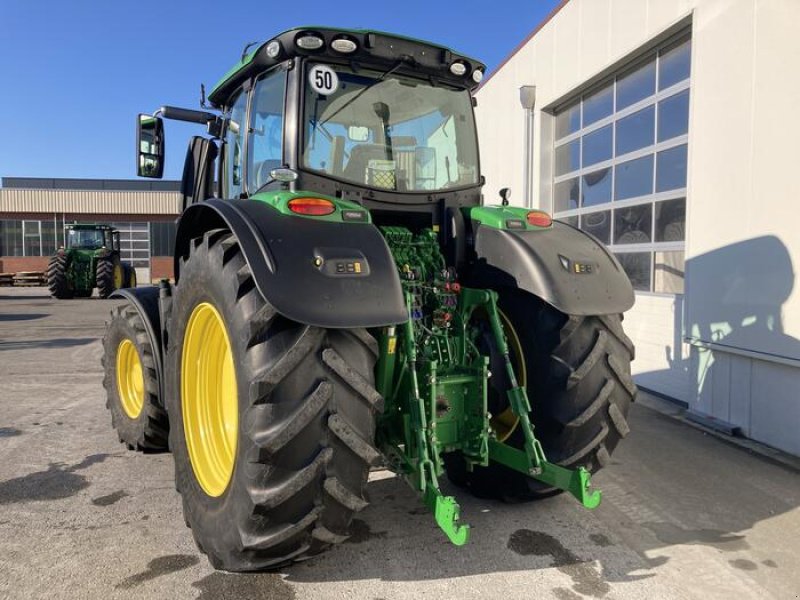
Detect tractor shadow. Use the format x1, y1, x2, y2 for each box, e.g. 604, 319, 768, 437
284, 402, 800, 587
0, 293, 51, 301
0, 337, 96, 351
284, 472, 652, 587
639, 235, 800, 455
0, 313, 49, 322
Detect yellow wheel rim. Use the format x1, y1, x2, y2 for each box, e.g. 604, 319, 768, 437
116, 339, 144, 419
490, 310, 526, 443
113, 264, 124, 289
181, 302, 238, 497
130, 270, 137, 288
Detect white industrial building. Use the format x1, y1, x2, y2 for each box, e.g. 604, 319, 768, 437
475, 0, 800, 455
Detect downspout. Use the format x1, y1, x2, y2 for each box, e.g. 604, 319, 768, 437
519, 85, 536, 209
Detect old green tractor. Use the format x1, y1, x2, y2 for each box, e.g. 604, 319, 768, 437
47, 224, 136, 299
102, 27, 636, 571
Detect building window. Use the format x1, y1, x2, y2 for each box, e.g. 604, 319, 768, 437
23, 221, 41, 257
61, 220, 150, 269
552, 34, 690, 293
110, 222, 150, 268
1, 217, 67, 257
41, 219, 59, 256
0, 218, 177, 266
0, 220, 23, 256
150, 221, 177, 256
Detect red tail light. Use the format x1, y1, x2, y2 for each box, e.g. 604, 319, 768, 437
288, 197, 336, 216
526, 210, 552, 227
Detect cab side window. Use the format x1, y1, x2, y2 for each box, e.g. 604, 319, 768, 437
248, 69, 287, 192
223, 91, 248, 198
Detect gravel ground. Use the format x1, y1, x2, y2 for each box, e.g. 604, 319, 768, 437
1, 287, 799, 600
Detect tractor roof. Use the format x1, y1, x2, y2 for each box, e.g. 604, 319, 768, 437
208, 26, 485, 108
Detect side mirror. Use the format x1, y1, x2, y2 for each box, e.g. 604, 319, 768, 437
137, 114, 165, 178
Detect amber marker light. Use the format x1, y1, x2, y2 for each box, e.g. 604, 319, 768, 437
526, 211, 553, 227
288, 198, 336, 216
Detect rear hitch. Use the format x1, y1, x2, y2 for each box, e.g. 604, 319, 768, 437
480, 289, 602, 510
487, 439, 601, 509
377, 229, 601, 548
424, 488, 470, 546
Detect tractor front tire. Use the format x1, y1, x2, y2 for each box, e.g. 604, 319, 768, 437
447, 290, 636, 501
102, 304, 169, 450
97, 255, 123, 298
47, 254, 72, 299
166, 229, 382, 571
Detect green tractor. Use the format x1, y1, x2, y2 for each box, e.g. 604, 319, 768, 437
47, 224, 136, 299
102, 27, 636, 571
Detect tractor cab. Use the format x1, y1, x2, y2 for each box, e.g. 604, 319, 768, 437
297, 62, 479, 194
136, 27, 485, 230
65, 224, 119, 252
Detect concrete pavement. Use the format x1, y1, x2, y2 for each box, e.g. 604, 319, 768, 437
1, 287, 798, 599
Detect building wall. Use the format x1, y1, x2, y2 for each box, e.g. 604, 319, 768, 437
476, 0, 800, 455
150, 257, 174, 281
0, 178, 180, 283
0, 256, 49, 274
0, 188, 181, 215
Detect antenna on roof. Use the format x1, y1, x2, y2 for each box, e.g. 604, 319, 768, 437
200, 83, 207, 109
241, 41, 259, 62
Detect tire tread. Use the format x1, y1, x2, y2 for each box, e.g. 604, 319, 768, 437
167, 230, 380, 571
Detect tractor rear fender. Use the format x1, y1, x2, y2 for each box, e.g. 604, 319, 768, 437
174, 199, 407, 328
470, 221, 635, 316
109, 286, 164, 403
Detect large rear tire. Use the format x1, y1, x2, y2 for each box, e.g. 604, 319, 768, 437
446, 290, 636, 501
126, 265, 137, 288
102, 304, 169, 450
166, 229, 382, 571
47, 254, 72, 299
97, 255, 123, 298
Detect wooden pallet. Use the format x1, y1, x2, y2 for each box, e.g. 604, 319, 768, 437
12, 271, 46, 287
0, 273, 14, 287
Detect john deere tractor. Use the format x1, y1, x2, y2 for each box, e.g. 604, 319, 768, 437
47, 224, 136, 298
102, 27, 636, 571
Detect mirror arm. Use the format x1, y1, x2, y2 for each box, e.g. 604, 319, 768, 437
157, 105, 215, 124
156, 106, 223, 137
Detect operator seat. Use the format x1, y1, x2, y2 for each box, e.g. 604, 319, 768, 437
342, 144, 390, 183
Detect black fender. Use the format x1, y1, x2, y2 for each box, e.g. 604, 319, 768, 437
110, 286, 165, 404
174, 199, 407, 328
469, 221, 635, 316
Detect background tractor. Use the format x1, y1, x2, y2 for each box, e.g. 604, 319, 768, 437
47, 224, 136, 299
102, 27, 637, 571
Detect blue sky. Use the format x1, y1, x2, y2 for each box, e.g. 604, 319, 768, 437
0, 0, 559, 181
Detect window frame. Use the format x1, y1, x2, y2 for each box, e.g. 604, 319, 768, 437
551, 32, 691, 295
22, 220, 42, 257
297, 58, 482, 196
220, 87, 250, 199
246, 66, 289, 194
